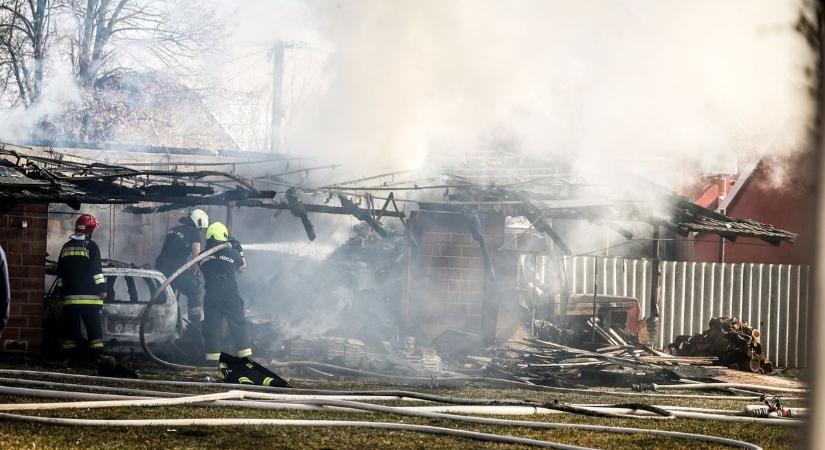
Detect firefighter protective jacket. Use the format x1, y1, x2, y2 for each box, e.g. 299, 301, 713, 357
198, 244, 244, 294
56, 235, 106, 305
156, 221, 202, 272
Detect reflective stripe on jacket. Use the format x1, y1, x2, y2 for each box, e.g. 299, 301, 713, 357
61, 295, 104, 306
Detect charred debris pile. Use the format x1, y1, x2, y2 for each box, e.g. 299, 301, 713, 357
232, 171, 793, 384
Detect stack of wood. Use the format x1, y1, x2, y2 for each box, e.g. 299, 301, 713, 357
668, 316, 773, 373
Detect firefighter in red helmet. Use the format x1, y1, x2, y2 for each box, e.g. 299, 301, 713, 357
56, 214, 107, 358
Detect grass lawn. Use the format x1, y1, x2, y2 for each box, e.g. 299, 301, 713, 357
0, 370, 805, 450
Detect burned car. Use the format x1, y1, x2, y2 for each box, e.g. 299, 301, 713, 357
44, 260, 180, 353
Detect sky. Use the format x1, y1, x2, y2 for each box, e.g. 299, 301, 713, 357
209, 0, 813, 181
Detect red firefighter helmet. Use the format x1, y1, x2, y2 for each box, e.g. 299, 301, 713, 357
75, 214, 98, 234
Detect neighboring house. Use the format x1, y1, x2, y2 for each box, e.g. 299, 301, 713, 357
689, 151, 816, 265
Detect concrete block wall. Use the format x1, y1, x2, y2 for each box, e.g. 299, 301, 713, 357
405, 210, 506, 343
0, 203, 49, 352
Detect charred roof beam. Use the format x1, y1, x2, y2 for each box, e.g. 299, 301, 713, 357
286, 187, 316, 241
124, 198, 406, 221
338, 194, 389, 237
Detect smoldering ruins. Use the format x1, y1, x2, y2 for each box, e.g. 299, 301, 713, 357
0, 143, 804, 380
0, 1, 817, 448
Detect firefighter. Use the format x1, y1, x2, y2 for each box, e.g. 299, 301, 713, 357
56, 214, 107, 356
155, 209, 209, 322
198, 222, 250, 363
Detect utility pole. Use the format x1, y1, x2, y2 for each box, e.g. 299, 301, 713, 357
270, 40, 285, 153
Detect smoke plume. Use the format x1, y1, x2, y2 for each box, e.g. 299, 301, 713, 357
219, 0, 812, 184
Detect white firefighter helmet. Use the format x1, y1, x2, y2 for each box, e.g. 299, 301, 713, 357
190, 208, 209, 229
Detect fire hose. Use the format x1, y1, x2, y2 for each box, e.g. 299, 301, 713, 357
139, 243, 230, 370
0, 382, 673, 420
0, 384, 799, 426
0, 384, 769, 448
0, 380, 806, 424
0, 414, 596, 450
0, 375, 778, 414
0, 369, 806, 402
635, 382, 806, 395
0, 374, 755, 408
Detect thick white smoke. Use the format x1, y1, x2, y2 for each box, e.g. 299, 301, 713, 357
220, 0, 812, 185
0, 64, 79, 144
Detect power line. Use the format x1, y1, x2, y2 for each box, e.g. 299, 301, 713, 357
211, 47, 271, 66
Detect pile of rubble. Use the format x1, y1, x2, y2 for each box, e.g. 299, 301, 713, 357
280, 335, 446, 376
419, 308, 779, 388
459, 336, 715, 388
264, 317, 773, 387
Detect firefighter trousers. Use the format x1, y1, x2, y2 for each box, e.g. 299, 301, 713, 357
203, 291, 251, 361
61, 304, 104, 353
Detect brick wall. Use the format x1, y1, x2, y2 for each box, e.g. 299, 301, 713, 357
0, 203, 48, 352
405, 210, 509, 343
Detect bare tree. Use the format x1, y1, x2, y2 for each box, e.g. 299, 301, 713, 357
0, 0, 218, 106
0, 0, 55, 106
68, 0, 220, 88
0, 0, 222, 145
61, 0, 222, 142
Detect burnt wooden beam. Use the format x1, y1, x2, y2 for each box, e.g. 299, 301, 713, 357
517, 200, 572, 256
468, 214, 496, 282
124, 198, 406, 220
286, 187, 316, 241
337, 194, 389, 237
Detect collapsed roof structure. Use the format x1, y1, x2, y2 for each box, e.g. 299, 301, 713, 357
0, 145, 404, 240
0, 143, 798, 249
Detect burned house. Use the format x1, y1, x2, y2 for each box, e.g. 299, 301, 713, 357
400, 152, 798, 367
0, 144, 805, 374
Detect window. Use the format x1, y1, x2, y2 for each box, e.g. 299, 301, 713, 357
105, 274, 167, 304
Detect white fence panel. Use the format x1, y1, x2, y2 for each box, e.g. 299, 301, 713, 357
561, 256, 810, 368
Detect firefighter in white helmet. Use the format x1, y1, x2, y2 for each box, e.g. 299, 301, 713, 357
155, 209, 209, 322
